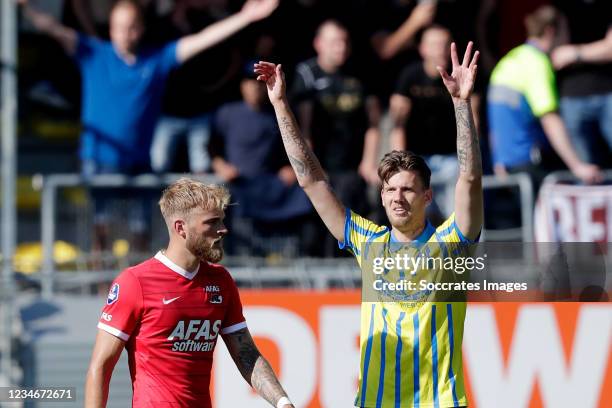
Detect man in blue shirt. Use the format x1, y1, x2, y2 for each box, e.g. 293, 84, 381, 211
22, 0, 278, 173
20, 0, 278, 251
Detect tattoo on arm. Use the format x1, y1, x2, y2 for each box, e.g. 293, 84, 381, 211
227, 329, 288, 406
278, 111, 327, 182
454, 100, 482, 176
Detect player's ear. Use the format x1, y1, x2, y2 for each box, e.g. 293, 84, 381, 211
174, 219, 187, 239
424, 188, 433, 207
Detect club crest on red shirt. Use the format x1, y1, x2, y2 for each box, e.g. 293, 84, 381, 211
107, 283, 120, 305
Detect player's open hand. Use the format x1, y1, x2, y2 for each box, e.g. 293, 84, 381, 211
240, 0, 279, 23
437, 41, 479, 101
254, 61, 286, 106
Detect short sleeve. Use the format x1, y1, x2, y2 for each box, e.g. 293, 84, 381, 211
339, 208, 388, 257
523, 56, 558, 117
97, 270, 143, 341
158, 40, 179, 76
435, 212, 480, 244
220, 273, 247, 335
74, 33, 101, 66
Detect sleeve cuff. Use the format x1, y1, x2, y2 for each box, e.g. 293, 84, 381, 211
337, 207, 352, 250
221, 321, 248, 335
97, 322, 130, 341
452, 221, 480, 243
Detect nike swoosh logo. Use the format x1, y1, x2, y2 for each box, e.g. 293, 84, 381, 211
162, 296, 180, 305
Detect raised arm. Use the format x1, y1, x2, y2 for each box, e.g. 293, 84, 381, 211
223, 328, 294, 408
176, 0, 278, 64
437, 42, 483, 240
255, 62, 346, 241
84, 330, 125, 408
19, 0, 78, 55
552, 27, 612, 69
373, 2, 436, 60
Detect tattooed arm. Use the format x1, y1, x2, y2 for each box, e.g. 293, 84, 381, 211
437, 42, 483, 240
254, 62, 346, 241
224, 328, 294, 407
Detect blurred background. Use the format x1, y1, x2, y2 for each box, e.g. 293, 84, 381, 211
0, 0, 611, 406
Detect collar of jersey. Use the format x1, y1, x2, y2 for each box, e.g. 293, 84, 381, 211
389, 220, 435, 245
154, 251, 200, 280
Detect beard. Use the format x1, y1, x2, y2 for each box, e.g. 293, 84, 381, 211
186, 234, 224, 263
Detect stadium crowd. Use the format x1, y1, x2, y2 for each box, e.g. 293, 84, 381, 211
16, 0, 612, 257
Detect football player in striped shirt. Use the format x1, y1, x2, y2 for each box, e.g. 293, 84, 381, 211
256, 40, 482, 407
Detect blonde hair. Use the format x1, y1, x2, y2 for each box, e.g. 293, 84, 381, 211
159, 178, 230, 220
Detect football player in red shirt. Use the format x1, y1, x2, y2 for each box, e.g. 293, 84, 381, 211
85, 178, 294, 408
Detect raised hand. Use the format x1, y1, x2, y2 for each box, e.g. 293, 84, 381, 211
240, 0, 279, 23
437, 41, 479, 101
254, 61, 286, 106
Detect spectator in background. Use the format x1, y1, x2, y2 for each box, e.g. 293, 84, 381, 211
476, 0, 552, 74
487, 6, 601, 191
150, 0, 242, 174
360, 0, 480, 107
20, 0, 279, 251
389, 25, 481, 220
291, 20, 381, 255
66, 0, 159, 39
551, 0, 612, 167
360, 0, 437, 104
211, 65, 311, 256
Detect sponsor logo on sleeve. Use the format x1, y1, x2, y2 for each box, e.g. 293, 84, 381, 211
107, 283, 120, 305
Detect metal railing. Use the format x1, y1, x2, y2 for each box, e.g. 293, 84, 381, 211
542, 169, 612, 185
430, 172, 534, 242
38, 173, 220, 298
34, 171, 536, 296
1, 0, 18, 386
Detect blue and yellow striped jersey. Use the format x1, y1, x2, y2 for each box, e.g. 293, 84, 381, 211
340, 209, 475, 407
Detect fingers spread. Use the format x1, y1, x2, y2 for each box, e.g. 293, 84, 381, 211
257, 61, 276, 69
450, 42, 460, 68
462, 41, 473, 67
436, 65, 452, 82
469, 50, 480, 69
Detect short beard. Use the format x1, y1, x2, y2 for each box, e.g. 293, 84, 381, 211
386, 210, 412, 230
186, 234, 224, 263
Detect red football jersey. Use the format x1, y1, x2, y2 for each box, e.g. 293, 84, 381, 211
97, 251, 246, 407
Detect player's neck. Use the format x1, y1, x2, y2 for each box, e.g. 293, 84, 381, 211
317, 56, 340, 74
423, 61, 440, 78
162, 244, 201, 273
392, 220, 427, 242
